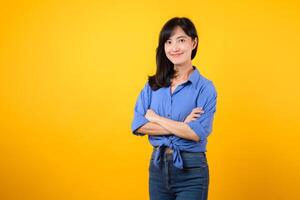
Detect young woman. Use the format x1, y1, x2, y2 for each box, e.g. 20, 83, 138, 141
131, 17, 217, 200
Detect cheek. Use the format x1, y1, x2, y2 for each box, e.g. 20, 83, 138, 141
182, 46, 193, 55
181, 44, 192, 51
164, 46, 170, 54
165, 50, 172, 59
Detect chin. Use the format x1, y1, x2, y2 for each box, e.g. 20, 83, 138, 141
171, 60, 187, 65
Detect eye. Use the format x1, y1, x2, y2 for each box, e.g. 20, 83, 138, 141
180, 39, 185, 43
165, 40, 171, 44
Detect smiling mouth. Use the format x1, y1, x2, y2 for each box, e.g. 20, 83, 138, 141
170, 53, 183, 57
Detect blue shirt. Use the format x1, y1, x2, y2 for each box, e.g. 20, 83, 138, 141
131, 66, 217, 169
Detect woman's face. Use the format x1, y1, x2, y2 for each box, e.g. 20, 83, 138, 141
164, 26, 197, 65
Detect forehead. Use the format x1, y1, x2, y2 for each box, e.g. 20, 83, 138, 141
169, 26, 189, 39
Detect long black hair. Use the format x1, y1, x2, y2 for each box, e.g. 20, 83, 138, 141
148, 17, 199, 91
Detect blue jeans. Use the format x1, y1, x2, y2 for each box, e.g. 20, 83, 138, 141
149, 148, 209, 200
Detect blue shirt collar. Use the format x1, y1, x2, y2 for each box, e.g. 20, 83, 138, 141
188, 65, 201, 85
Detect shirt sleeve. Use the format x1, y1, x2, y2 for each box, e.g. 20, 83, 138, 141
186, 81, 217, 141
131, 82, 152, 136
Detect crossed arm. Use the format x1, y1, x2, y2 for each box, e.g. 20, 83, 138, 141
135, 108, 203, 142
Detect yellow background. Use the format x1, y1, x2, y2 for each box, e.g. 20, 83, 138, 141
1, 0, 300, 199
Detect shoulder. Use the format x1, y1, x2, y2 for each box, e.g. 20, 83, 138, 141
197, 76, 217, 97
140, 80, 152, 95
205, 80, 217, 94
143, 80, 151, 91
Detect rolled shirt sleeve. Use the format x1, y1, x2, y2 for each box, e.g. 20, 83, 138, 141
187, 81, 217, 141
131, 82, 152, 136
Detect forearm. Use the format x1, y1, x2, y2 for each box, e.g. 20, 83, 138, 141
135, 122, 173, 136
155, 116, 200, 142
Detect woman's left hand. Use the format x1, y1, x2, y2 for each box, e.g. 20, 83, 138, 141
145, 109, 160, 122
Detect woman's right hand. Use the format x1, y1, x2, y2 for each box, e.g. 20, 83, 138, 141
183, 107, 204, 123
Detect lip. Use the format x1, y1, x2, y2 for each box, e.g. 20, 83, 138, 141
170, 53, 183, 57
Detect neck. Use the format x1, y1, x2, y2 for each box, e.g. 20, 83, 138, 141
173, 61, 194, 80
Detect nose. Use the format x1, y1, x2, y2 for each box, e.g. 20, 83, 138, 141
171, 43, 180, 52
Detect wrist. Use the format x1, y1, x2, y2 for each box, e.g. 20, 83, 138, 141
154, 115, 163, 123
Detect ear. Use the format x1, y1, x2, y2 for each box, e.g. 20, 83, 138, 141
192, 38, 198, 49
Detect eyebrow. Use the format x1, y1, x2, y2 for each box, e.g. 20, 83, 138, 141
167, 35, 188, 40
176, 36, 187, 39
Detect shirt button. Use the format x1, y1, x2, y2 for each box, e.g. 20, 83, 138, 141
167, 114, 170, 117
